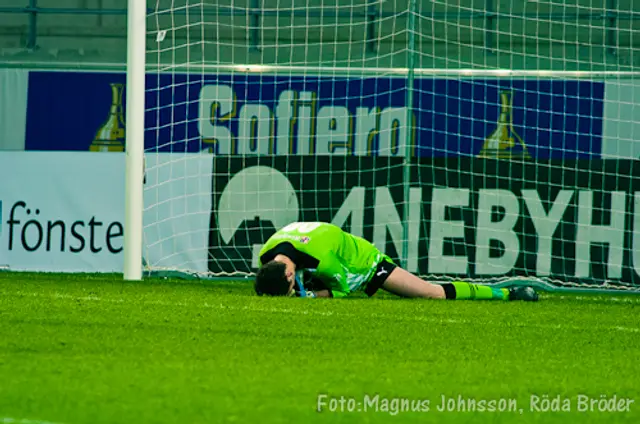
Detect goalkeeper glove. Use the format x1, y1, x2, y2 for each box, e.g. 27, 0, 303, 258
295, 289, 316, 298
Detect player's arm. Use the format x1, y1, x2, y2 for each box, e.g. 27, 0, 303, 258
309, 289, 332, 298
303, 289, 346, 298
300, 280, 349, 298
299, 280, 344, 298
300, 259, 350, 298
324, 252, 351, 298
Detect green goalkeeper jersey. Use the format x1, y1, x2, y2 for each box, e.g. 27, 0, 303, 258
258, 222, 391, 298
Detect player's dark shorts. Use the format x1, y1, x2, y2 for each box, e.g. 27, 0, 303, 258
364, 259, 397, 297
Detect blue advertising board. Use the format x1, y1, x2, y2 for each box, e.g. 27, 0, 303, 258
24, 71, 604, 158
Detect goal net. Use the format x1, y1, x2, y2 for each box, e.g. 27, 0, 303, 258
140, 0, 640, 293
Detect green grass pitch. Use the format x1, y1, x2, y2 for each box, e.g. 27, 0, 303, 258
1, 273, 639, 424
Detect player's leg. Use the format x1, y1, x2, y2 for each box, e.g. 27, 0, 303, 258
367, 260, 537, 301
364, 260, 448, 299
382, 269, 531, 300
380, 267, 447, 298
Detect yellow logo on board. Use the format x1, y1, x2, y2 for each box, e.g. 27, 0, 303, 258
90, 83, 126, 152
478, 91, 530, 159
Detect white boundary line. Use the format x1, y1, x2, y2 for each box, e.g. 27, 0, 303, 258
561, 295, 640, 304
1, 418, 65, 424
4, 291, 640, 334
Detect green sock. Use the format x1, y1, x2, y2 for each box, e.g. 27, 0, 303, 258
442, 281, 510, 301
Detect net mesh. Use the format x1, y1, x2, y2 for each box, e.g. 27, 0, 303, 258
142, 0, 640, 292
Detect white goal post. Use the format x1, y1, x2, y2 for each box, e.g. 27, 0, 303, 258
124, 1, 640, 293
123, 0, 146, 281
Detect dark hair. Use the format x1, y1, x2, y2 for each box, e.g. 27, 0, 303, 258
255, 261, 290, 296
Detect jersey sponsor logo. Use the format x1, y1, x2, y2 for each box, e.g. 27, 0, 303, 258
300, 236, 310, 244
272, 233, 302, 241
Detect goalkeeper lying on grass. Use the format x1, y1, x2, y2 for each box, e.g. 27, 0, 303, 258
255, 222, 538, 301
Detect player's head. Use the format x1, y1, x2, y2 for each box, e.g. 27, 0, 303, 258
255, 260, 295, 296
